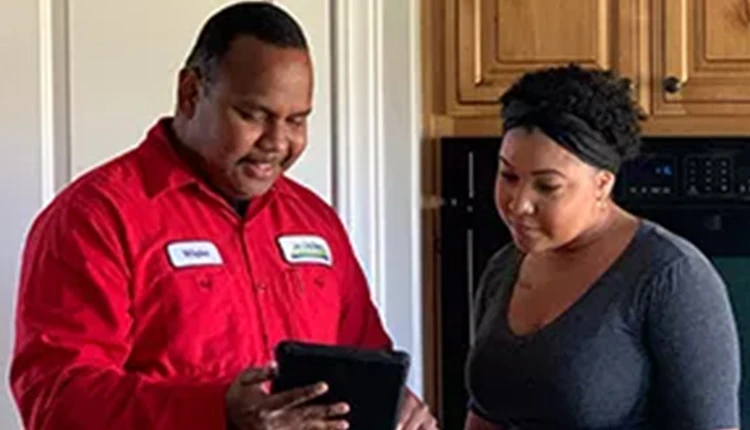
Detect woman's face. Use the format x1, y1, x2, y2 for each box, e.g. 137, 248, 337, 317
496, 127, 614, 253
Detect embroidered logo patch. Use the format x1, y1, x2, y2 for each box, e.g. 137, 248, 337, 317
166, 241, 223, 268
277, 235, 333, 266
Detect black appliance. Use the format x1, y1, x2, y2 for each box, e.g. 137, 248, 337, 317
438, 137, 750, 429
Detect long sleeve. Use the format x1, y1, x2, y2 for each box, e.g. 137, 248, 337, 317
646, 253, 741, 430
10, 193, 231, 430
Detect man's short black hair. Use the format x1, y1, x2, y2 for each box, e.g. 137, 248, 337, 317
185, 2, 308, 82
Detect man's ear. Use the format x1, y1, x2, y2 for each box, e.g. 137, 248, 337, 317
177, 68, 202, 118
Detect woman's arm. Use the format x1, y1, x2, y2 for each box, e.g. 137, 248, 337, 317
464, 411, 504, 430
645, 254, 741, 430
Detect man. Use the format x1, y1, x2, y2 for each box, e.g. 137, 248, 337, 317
10, 3, 437, 429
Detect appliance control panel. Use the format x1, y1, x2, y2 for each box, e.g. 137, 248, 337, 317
616, 138, 750, 202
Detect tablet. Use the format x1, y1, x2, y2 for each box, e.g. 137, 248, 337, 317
272, 341, 411, 430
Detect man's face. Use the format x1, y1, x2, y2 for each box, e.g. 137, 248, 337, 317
177, 36, 313, 199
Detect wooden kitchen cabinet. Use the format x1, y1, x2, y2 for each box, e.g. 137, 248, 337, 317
647, 0, 750, 135
452, 0, 618, 108
425, 0, 647, 137
424, 0, 750, 137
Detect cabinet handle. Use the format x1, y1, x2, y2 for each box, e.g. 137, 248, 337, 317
663, 76, 684, 94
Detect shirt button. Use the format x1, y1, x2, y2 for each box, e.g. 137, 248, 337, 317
254, 282, 267, 292
197, 275, 214, 290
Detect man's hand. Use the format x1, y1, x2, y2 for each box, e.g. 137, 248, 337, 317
397, 389, 439, 430
226, 363, 350, 430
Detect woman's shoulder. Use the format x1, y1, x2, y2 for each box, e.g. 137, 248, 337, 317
614, 219, 722, 304
628, 219, 713, 273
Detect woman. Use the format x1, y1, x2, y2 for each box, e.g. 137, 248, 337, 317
465, 65, 741, 430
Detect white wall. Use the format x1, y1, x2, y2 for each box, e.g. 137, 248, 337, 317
0, 0, 421, 427
0, 1, 43, 428
65, 0, 333, 202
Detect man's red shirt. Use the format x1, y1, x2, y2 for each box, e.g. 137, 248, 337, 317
11, 119, 391, 429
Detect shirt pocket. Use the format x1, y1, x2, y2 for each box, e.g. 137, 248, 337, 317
276, 265, 342, 343
155, 266, 243, 366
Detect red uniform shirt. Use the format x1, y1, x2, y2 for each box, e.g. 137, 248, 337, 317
10, 119, 392, 430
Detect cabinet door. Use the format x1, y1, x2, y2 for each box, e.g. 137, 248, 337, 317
650, 0, 750, 134
445, 0, 644, 119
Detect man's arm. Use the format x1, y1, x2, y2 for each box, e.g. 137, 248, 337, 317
10, 195, 230, 430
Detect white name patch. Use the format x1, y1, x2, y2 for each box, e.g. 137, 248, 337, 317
277, 235, 333, 266
166, 241, 223, 268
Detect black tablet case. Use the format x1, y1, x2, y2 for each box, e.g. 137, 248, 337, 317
272, 341, 411, 430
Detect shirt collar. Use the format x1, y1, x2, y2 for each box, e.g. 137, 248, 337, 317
139, 117, 298, 201
139, 117, 200, 199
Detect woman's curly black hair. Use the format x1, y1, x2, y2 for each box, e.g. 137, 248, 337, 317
499, 64, 646, 162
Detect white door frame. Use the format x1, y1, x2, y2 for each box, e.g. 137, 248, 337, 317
331, 0, 423, 395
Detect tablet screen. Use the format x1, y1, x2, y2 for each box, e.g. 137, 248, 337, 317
272, 341, 411, 430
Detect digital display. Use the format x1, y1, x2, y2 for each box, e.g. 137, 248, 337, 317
654, 165, 673, 176
620, 156, 677, 197
629, 157, 676, 181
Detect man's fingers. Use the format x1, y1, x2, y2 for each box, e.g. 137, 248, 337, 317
398, 391, 420, 423
239, 362, 278, 386
398, 389, 439, 430
299, 419, 350, 430
401, 403, 436, 430
264, 382, 329, 410
298, 402, 350, 420
273, 403, 350, 430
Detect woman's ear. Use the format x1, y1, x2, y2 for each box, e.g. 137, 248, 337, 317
595, 170, 616, 200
